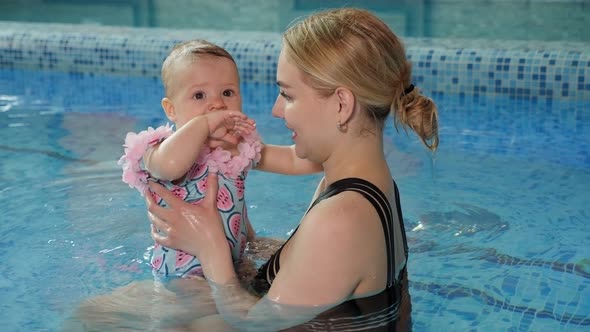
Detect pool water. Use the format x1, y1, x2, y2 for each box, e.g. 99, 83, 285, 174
0, 69, 589, 331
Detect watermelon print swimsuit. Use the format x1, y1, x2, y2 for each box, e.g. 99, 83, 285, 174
118, 124, 262, 278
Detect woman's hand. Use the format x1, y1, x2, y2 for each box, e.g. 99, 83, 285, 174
146, 172, 231, 265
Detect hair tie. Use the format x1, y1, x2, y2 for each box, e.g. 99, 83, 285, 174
402, 84, 415, 96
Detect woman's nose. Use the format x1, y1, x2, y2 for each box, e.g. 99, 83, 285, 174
271, 95, 284, 118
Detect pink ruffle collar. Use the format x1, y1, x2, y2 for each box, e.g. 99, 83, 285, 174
118, 123, 262, 195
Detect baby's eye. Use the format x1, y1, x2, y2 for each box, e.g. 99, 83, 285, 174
223, 89, 235, 97
193, 92, 205, 100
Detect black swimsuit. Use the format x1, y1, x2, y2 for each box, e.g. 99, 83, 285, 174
251, 178, 411, 331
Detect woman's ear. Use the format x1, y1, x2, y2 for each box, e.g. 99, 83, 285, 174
161, 97, 176, 122
335, 87, 355, 125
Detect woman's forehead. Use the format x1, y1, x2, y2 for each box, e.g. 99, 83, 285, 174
276, 51, 303, 87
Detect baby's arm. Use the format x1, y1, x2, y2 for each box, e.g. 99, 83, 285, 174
145, 112, 255, 181
255, 144, 322, 175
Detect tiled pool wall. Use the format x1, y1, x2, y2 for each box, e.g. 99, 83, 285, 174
0, 21, 589, 103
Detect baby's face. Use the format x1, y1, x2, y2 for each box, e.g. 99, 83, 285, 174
168, 55, 242, 128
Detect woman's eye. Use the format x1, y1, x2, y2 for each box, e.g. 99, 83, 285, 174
223, 89, 235, 97
193, 92, 205, 100
279, 91, 292, 101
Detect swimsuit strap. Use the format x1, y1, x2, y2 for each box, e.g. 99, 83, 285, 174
320, 178, 396, 287
257, 177, 400, 288
393, 181, 409, 260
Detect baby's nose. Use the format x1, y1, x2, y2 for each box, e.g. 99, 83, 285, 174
208, 97, 227, 111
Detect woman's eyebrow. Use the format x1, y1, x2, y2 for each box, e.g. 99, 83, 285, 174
276, 81, 292, 88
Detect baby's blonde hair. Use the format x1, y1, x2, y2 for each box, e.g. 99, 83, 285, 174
283, 8, 438, 151
161, 40, 237, 97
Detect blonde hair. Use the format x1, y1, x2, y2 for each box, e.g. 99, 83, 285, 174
282, 8, 439, 151
161, 39, 237, 97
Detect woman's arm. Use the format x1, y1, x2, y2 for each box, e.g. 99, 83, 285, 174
264, 191, 374, 305
209, 198, 368, 330
145, 112, 255, 181
255, 144, 323, 175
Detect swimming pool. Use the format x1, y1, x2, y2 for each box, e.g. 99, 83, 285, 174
0, 4, 589, 332
1, 69, 589, 331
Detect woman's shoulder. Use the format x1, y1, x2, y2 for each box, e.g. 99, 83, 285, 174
275, 189, 386, 300
308, 176, 393, 220
298, 190, 384, 243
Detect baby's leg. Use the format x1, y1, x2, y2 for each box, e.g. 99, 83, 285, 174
63, 278, 218, 331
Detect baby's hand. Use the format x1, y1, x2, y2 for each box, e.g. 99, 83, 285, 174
205, 111, 256, 145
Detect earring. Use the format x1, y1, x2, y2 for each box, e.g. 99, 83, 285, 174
336, 121, 342, 130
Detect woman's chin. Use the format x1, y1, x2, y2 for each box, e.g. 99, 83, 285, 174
294, 148, 307, 160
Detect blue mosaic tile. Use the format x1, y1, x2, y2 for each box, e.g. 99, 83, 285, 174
0, 22, 589, 102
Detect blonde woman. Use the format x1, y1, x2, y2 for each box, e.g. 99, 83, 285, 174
70, 7, 439, 332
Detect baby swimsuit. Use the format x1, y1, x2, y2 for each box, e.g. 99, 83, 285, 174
118, 124, 262, 278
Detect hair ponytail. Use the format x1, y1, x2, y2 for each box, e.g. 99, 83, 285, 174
392, 87, 439, 152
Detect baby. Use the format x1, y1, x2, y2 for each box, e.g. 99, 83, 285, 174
118, 40, 260, 278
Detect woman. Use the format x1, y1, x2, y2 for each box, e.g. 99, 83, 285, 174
145, 7, 439, 331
